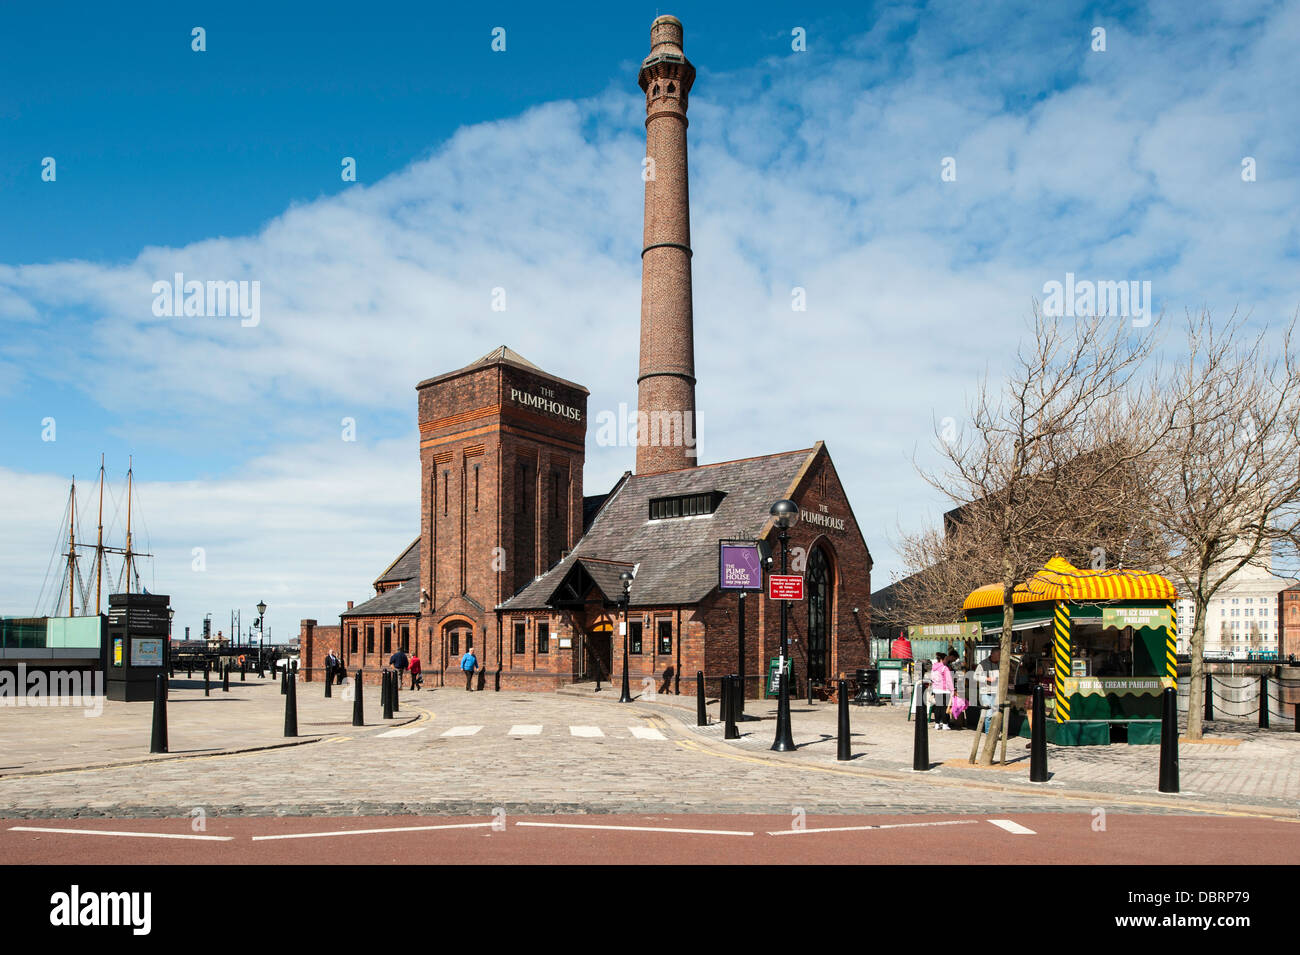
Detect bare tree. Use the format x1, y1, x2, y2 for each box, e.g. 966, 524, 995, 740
912, 306, 1164, 764
1142, 310, 1300, 738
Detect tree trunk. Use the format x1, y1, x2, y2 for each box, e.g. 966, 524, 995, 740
1186, 595, 1207, 739
979, 575, 1016, 765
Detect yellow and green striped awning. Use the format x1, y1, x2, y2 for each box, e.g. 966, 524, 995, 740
962, 556, 1177, 612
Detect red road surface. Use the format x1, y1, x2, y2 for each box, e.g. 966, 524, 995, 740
3, 812, 1296, 864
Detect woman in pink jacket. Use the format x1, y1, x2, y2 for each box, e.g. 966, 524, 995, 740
930, 652, 954, 730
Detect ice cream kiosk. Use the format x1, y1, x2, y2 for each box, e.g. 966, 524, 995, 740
961, 556, 1178, 745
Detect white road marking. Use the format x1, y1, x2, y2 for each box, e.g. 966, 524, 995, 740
441, 725, 483, 737
517, 821, 753, 837
768, 819, 979, 836
987, 819, 1036, 835
630, 726, 666, 740
376, 726, 427, 738
509, 725, 543, 735
252, 822, 496, 841
569, 726, 604, 737
9, 826, 232, 842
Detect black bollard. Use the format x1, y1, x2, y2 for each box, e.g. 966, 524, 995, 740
352, 670, 364, 727
187, 664, 192, 680
204, 665, 210, 697
696, 671, 707, 726
731, 673, 743, 725
1259, 674, 1270, 729
1029, 684, 1048, 782
1295, 699, 1299, 733
1159, 686, 1179, 794
324, 666, 333, 698
280, 666, 287, 695
837, 679, 851, 761
1204, 673, 1213, 720
913, 702, 930, 771
382, 671, 394, 720
719, 675, 730, 728
392, 671, 400, 713
150, 673, 168, 754
284, 669, 298, 738
240, 659, 246, 682
724, 676, 740, 740
222, 664, 230, 693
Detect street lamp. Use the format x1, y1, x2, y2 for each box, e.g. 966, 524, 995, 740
770, 498, 798, 752
619, 570, 635, 703
257, 600, 267, 664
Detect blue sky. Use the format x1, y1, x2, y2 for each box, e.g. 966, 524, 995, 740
2, 0, 1298, 635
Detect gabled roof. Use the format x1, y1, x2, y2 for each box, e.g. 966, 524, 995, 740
375, 538, 420, 588
342, 584, 420, 618
499, 448, 817, 610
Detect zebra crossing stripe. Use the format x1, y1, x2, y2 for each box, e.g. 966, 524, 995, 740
509, 725, 543, 735
987, 819, 1036, 835
376, 726, 428, 738
630, 726, 666, 740
441, 725, 483, 737
569, 726, 604, 737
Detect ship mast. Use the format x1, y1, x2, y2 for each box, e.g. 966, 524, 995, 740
67, 477, 77, 616
124, 456, 135, 594
95, 454, 105, 614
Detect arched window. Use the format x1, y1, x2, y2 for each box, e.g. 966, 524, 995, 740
806, 547, 831, 683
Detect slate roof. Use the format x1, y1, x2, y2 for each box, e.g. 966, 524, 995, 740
375, 538, 420, 587
499, 447, 817, 610
342, 583, 419, 617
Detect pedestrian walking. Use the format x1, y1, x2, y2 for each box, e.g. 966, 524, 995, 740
409, 652, 423, 690
324, 649, 339, 685
389, 646, 409, 684
461, 648, 478, 691
930, 652, 954, 730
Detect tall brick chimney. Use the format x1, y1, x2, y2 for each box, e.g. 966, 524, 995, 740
636, 15, 697, 474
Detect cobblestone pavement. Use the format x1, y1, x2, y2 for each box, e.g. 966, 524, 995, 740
0, 674, 410, 775
0, 683, 1297, 819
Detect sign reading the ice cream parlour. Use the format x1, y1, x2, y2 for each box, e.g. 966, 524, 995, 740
1101, 607, 1171, 630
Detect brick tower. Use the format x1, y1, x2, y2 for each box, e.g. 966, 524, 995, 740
636, 15, 698, 474
416, 347, 588, 669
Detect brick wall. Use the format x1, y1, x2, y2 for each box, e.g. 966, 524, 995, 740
298, 620, 340, 682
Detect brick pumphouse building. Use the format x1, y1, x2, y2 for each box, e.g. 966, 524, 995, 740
307, 15, 874, 697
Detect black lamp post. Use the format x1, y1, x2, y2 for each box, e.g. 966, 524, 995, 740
257, 600, 267, 665
619, 570, 634, 703
770, 499, 798, 752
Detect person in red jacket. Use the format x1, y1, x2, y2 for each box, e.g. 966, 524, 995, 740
409, 653, 423, 690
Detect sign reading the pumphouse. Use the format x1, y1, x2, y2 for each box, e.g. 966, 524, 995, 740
1101, 607, 1171, 630
510, 386, 582, 421
719, 543, 762, 590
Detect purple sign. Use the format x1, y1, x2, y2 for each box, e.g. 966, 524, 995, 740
720, 543, 762, 591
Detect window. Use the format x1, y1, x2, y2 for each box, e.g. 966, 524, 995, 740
537, 622, 549, 654
514, 622, 526, 655
474, 465, 480, 512
657, 619, 672, 655
349, 627, 358, 654
366, 626, 375, 653
400, 625, 409, 652
449, 630, 459, 655
383, 625, 392, 653
629, 620, 643, 655
648, 491, 725, 521
553, 471, 560, 517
